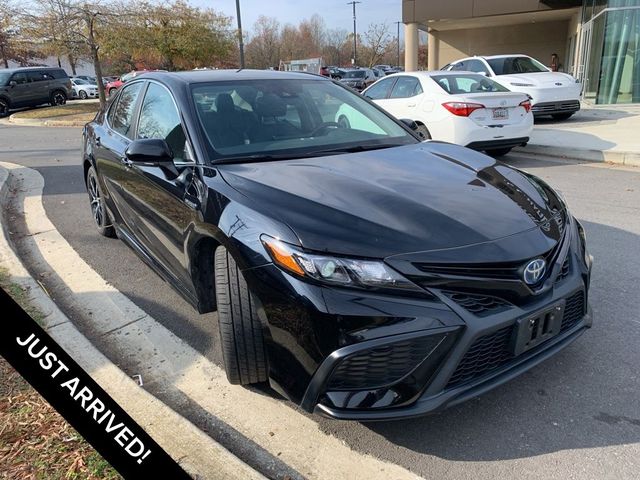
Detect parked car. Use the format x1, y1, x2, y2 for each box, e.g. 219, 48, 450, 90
362, 71, 533, 156
319, 66, 331, 77
0, 67, 72, 117
82, 69, 592, 420
328, 67, 346, 80
442, 55, 582, 119
72, 75, 97, 84
373, 64, 392, 72
71, 78, 99, 100
106, 70, 152, 97
338, 68, 377, 91
372, 68, 386, 79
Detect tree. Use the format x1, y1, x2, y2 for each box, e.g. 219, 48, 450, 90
361, 23, 392, 68
322, 28, 349, 66
245, 15, 281, 69
1, 0, 44, 67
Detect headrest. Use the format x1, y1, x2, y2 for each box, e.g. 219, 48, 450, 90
216, 93, 235, 113
255, 93, 286, 117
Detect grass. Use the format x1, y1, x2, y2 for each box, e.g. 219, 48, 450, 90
11, 102, 98, 122
0, 267, 122, 480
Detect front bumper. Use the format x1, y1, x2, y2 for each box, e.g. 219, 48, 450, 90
532, 100, 580, 116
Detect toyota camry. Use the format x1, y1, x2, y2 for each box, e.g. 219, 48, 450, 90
82, 70, 592, 420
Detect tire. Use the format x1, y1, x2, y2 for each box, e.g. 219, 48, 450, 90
109, 88, 117, 97
551, 112, 574, 121
0, 97, 9, 118
485, 147, 512, 157
86, 166, 116, 238
79, 90, 88, 100
415, 124, 431, 140
50, 90, 67, 106
215, 246, 268, 385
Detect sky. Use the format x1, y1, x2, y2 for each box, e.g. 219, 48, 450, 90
197, 0, 405, 41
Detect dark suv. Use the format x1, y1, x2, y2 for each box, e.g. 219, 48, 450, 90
0, 67, 72, 117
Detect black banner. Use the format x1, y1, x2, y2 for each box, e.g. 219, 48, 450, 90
0, 286, 190, 479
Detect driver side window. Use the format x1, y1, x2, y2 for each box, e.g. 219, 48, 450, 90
137, 83, 187, 161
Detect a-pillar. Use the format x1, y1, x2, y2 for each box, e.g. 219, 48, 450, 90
404, 22, 419, 71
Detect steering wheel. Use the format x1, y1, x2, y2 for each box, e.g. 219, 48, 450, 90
309, 121, 340, 137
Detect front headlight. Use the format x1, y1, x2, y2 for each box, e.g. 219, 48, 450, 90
261, 236, 420, 291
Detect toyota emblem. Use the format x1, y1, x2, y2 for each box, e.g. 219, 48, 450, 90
523, 259, 546, 285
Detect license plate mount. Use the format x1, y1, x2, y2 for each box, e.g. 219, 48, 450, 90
492, 108, 509, 120
510, 301, 565, 356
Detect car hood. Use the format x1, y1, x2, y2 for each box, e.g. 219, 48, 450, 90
496, 71, 577, 87
218, 142, 565, 259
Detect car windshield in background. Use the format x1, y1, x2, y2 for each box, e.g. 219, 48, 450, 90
431, 74, 510, 94
73, 79, 89, 85
192, 78, 416, 163
488, 56, 549, 75
343, 70, 366, 78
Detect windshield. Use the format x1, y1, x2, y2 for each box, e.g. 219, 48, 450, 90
192, 78, 416, 163
487, 56, 549, 75
0, 72, 11, 86
73, 78, 89, 85
343, 70, 366, 79
431, 74, 510, 94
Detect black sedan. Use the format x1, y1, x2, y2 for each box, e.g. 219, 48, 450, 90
82, 70, 592, 420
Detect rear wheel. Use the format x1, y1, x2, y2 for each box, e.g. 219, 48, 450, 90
50, 90, 67, 106
485, 147, 512, 157
215, 246, 268, 385
415, 124, 431, 140
0, 98, 9, 118
551, 112, 574, 121
86, 166, 116, 238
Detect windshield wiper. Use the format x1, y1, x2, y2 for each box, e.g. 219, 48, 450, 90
214, 143, 404, 164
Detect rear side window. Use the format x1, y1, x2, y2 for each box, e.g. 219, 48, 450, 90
48, 69, 68, 79
27, 71, 46, 82
431, 74, 509, 94
108, 82, 143, 138
137, 83, 187, 160
389, 76, 423, 98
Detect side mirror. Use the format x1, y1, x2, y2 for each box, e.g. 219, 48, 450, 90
399, 118, 418, 131
125, 138, 174, 166
9, 80, 17, 87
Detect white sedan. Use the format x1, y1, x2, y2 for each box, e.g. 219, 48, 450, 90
442, 55, 582, 120
361, 71, 533, 156
70, 78, 99, 100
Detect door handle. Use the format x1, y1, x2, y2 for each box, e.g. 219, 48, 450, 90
407, 103, 416, 107
120, 156, 132, 168
95, 136, 101, 147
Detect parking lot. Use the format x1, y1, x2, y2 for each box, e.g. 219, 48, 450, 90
1, 121, 638, 479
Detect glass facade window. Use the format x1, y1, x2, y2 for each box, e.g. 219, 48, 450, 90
581, 0, 640, 104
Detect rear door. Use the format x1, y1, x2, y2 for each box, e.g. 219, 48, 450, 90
26, 70, 49, 103
94, 81, 145, 239
376, 75, 424, 119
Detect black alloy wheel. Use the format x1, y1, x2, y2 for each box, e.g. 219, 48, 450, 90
86, 166, 116, 237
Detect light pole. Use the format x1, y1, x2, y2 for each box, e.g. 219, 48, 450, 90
395, 21, 401, 67
235, 0, 245, 69
347, 1, 361, 66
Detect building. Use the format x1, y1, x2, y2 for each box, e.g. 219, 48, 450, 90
403, 0, 640, 104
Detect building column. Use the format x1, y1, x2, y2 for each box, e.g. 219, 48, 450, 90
405, 22, 419, 71
427, 28, 439, 70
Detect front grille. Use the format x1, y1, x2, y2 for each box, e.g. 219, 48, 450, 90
443, 291, 511, 317
327, 335, 442, 390
446, 290, 585, 388
532, 100, 580, 113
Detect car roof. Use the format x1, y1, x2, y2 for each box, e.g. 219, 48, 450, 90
136, 69, 329, 86
1, 66, 66, 73
385, 70, 487, 78
461, 54, 530, 60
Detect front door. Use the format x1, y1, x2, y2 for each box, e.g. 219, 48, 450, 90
8, 72, 32, 106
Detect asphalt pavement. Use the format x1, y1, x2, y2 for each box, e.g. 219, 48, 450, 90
1, 122, 639, 479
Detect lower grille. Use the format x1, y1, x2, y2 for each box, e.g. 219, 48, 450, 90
532, 100, 580, 113
446, 290, 585, 388
327, 335, 442, 390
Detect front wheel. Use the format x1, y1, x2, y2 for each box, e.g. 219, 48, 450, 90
0, 98, 9, 118
79, 90, 88, 100
86, 166, 116, 238
215, 246, 268, 385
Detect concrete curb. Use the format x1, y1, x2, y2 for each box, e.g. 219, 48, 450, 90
0, 164, 265, 480
514, 144, 640, 167
8, 114, 88, 127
